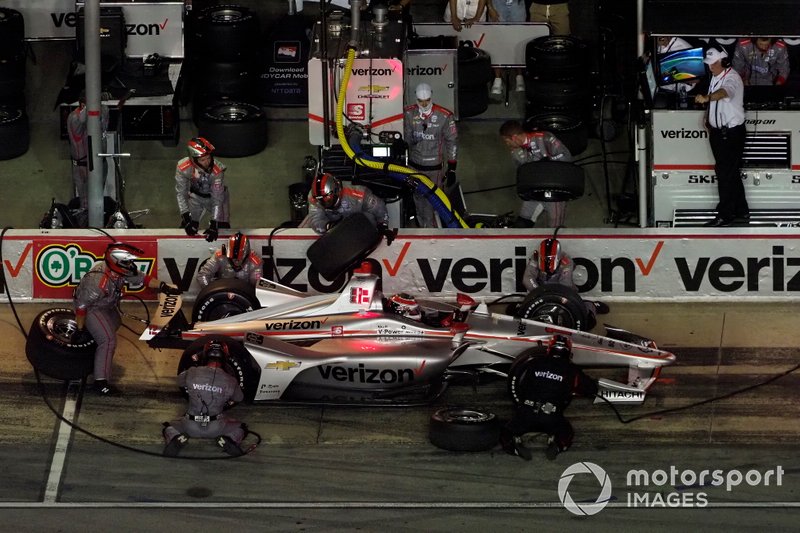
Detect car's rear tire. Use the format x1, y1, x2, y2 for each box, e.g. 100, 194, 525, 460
429, 407, 500, 452
25, 308, 96, 380
507, 346, 548, 406
514, 284, 588, 331
192, 278, 260, 323
178, 334, 260, 402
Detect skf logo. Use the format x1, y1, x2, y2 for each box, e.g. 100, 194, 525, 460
688, 175, 716, 184
347, 103, 365, 120
350, 287, 370, 304
266, 361, 301, 371
35, 244, 153, 288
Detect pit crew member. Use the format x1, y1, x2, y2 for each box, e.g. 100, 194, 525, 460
73, 243, 180, 396
196, 232, 263, 288
732, 37, 790, 86
500, 334, 598, 460
163, 340, 246, 457
67, 91, 109, 210
176, 137, 231, 242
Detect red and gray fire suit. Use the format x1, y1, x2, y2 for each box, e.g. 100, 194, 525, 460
163, 365, 245, 444
503, 353, 598, 453
733, 38, 790, 86
403, 103, 458, 227
66, 104, 109, 209
512, 131, 572, 227
196, 249, 264, 287
73, 262, 149, 381
522, 250, 599, 327
175, 156, 230, 225
305, 184, 389, 234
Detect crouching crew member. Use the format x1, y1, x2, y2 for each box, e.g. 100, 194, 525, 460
501, 335, 598, 460
196, 232, 263, 288
163, 340, 247, 457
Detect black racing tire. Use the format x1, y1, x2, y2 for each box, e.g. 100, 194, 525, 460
516, 160, 585, 202
306, 212, 382, 282
193, 59, 256, 97
178, 334, 260, 402
524, 113, 588, 156
525, 35, 589, 82
507, 346, 549, 406
514, 284, 589, 331
192, 277, 261, 323
429, 407, 501, 452
197, 101, 268, 157
192, 5, 260, 62
25, 308, 96, 381
0, 106, 29, 160
0, 8, 25, 53
457, 86, 489, 118
525, 80, 590, 112
0, 54, 25, 101
457, 44, 493, 91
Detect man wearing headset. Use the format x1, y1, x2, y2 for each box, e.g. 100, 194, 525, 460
73, 243, 181, 396
196, 232, 263, 288
162, 339, 246, 457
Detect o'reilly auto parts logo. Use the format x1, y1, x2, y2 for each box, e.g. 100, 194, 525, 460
35, 244, 153, 288
558, 462, 612, 516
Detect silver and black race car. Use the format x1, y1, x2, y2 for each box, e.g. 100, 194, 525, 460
141, 263, 676, 406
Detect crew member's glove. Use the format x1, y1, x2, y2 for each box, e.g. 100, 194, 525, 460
204, 220, 219, 242
159, 281, 182, 296
445, 160, 457, 187
378, 223, 397, 246
181, 212, 199, 236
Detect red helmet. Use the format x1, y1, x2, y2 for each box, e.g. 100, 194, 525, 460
311, 173, 342, 209
187, 137, 215, 158
538, 238, 562, 275
225, 232, 251, 270
388, 292, 421, 320
104, 243, 142, 276
547, 334, 572, 358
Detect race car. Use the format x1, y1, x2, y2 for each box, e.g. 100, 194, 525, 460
140, 262, 676, 406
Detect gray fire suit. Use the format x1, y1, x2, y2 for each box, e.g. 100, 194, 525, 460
512, 131, 572, 227
305, 184, 389, 234
404, 104, 458, 227
522, 249, 597, 325
163, 365, 245, 444
66, 103, 109, 209
733, 38, 791, 86
175, 157, 230, 225
196, 249, 264, 287
73, 262, 147, 381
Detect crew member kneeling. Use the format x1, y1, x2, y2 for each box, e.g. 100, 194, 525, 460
501, 335, 598, 461
163, 340, 246, 457
196, 232, 263, 288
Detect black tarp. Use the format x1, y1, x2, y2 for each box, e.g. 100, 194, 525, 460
644, 0, 800, 36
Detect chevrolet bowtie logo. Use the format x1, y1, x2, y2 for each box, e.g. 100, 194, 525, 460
265, 361, 301, 371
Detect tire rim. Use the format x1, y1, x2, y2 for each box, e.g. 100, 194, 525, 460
531, 304, 577, 328
541, 37, 577, 53
46, 314, 78, 343
441, 408, 493, 423
209, 104, 253, 121
0, 107, 21, 122
203, 302, 252, 321
209, 8, 245, 23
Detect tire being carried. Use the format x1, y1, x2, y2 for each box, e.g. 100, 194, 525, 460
177, 334, 260, 402
429, 406, 500, 452
192, 278, 260, 323
514, 284, 589, 331
25, 308, 96, 381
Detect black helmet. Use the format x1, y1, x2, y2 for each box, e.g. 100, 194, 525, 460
201, 339, 228, 366
547, 334, 572, 358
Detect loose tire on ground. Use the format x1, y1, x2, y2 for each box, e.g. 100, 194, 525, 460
0, 105, 29, 160
178, 334, 260, 402
192, 278, 261, 323
429, 407, 501, 452
514, 284, 588, 331
25, 308, 96, 381
516, 160, 585, 202
457, 86, 489, 118
197, 101, 268, 157
524, 112, 588, 156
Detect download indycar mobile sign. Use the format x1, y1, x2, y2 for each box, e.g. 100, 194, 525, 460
7, 228, 800, 301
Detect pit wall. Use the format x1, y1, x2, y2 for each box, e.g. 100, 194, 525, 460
2, 228, 800, 302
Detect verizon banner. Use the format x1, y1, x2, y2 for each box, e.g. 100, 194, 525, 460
3, 229, 800, 302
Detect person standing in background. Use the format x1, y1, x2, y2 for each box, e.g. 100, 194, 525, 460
529, 0, 569, 35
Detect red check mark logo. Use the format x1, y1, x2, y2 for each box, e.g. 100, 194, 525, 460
4, 242, 31, 278
635, 241, 664, 276
159, 18, 168, 30
413, 360, 426, 376
382, 241, 410, 277
475, 34, 486, 47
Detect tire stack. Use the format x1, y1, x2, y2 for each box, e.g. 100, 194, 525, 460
190, 4, 268, 157
0, 7, 29, 160
457, 42, 493, 118
524, 35, 590, 156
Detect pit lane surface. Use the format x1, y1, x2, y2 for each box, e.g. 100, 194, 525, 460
2, 301, 800, 529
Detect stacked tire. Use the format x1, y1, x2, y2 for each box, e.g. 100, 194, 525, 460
524, 35, 590, 156
457, 43, 493, 118
190, 4, 268, 157
0, 7, 29, 160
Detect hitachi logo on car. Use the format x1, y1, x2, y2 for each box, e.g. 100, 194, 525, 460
192, 383, 224, 393
534, 370, 563, 381
264, 319, 323, 330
